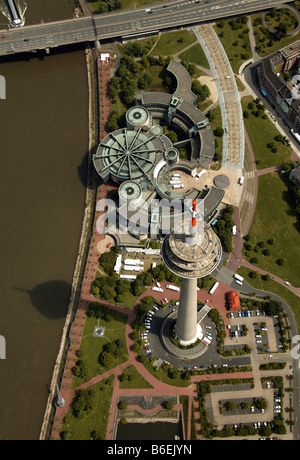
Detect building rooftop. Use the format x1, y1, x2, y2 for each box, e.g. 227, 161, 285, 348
281, 39, 300, 60
228, 291, 240, 310
167, 60, 197, 105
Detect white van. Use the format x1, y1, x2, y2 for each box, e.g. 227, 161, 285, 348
152, 287, 163, 293
235, 279, 243, 286
239, 176, 244, 185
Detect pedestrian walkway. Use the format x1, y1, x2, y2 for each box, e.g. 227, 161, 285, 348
194, 24, 244, 169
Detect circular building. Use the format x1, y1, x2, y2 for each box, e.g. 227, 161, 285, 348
93, 128, 164, 183
118, 180, 143, 206
162, 220, 222, 280
126, 106, 150, 130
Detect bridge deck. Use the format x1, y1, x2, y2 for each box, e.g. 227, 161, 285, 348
0, 0, 290, 57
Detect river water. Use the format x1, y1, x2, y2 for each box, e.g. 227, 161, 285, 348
0, 0, 89, 440
117, 422, 182, 440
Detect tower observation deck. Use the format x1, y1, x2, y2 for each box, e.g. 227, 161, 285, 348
162, 200, 222, 345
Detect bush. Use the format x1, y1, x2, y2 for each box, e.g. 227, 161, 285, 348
72, 389, 96, 419
118, 401, 128, 410
73, 359, 88, 379
60, 431, 72, 440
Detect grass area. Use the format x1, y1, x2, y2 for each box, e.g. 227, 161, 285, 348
178, 43, 210, 69
119, 364, 154, 389
242, 96, 292, 169
235, 76, 245, 92
251, 12, 300, 57
244, 172, 300, 287
151, 30, 197, 56
213, 17, 252, 74
60, 378, 114, 440
71, 309, 128, 389
237, 266, 300, 335
141, 64, 169, 91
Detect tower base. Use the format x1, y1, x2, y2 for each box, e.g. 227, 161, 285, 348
175, 322, 203, 347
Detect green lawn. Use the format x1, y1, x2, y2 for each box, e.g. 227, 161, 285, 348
244, 172, 300, 287
242, 96, 292, 169
151, 30, 197, 56
119, 364, 154, 389
60, 378, 114, 440
71, 308, 129, 389
178, 43, 210, 69
237, 267, 300, 335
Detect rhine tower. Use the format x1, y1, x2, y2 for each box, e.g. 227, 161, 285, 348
162, 200, 222, 345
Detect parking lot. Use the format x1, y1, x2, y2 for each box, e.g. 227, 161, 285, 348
138, 294, 293, 438
227, 311, 283, 354
139, 302, 253, 370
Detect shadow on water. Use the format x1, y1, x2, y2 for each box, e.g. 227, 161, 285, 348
14, 280, 72, 319
0, 42, 87, 65
77, 150, 89, 188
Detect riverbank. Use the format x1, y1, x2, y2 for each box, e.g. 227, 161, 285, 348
39, 46, 98, 440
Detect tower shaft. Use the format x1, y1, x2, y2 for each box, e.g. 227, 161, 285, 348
176, 278, 198, 345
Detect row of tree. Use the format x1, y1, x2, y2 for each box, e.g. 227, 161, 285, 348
213, 205, 235, 253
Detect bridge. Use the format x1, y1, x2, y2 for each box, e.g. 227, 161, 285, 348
0, 0, 292, 56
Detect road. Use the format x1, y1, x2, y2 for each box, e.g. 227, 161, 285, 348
0, 0, 292, 56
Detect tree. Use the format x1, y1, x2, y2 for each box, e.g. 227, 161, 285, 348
118, 401, 128, 410
164, 401, 173, 410
214, 127, 224, 137
275, 22, 288, 40
72, 388, 96, 419
191, 80, 211, 102
116, 279, 131, 295
73, 359, 88, 379
141, 55, 150, 68
100, 284, 116, 301
60, 431, 72, 440
107, 112, 119, 132
98, 351, 116, 368
264, 299, 283, 316
255, 398, 268, 410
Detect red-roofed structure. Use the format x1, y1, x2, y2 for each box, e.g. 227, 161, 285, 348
228, 291, 240, 310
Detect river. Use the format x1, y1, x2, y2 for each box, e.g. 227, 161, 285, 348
117, 422, 183, 440
0, 0, 89, 440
